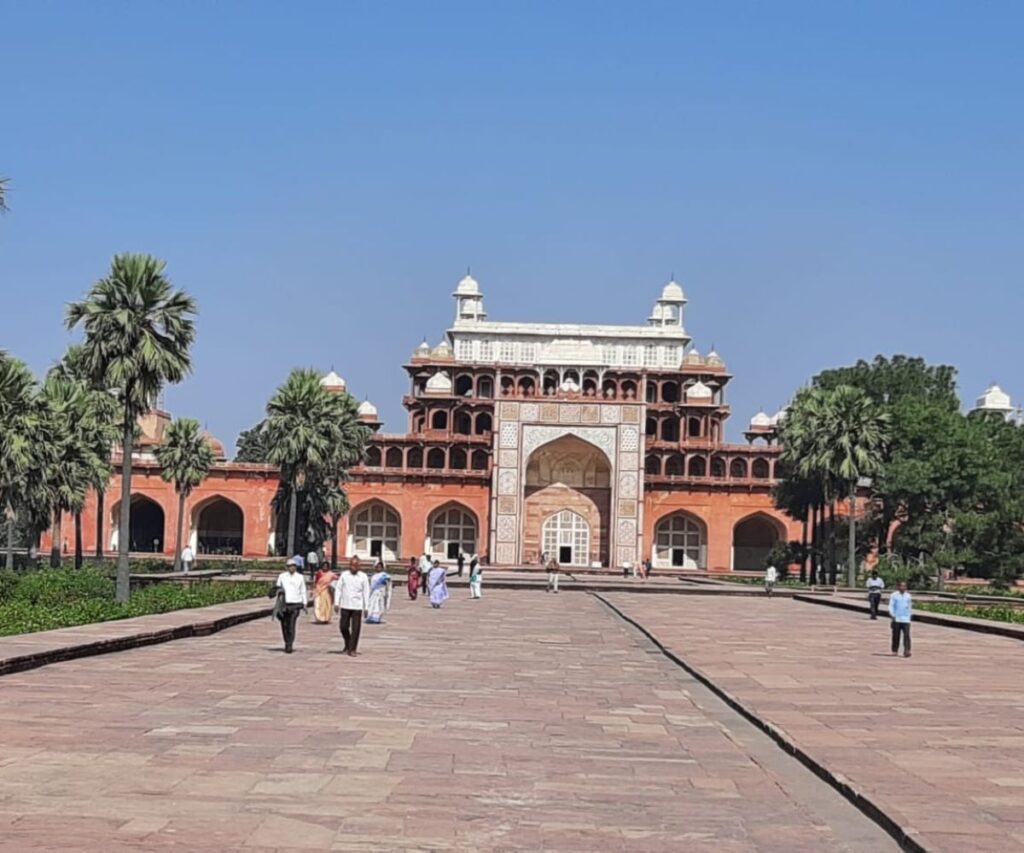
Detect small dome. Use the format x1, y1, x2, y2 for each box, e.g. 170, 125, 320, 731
750, 411, 772, 428
201, 430, 226, 458
320, 370, 347, 391
976, 383, 1012, 412
455, 273, 480, 295
425, 371, 453, 393
661, 279, 685, 301
684, 348, 703, 365
706, 350, 723, 366
431, 340, 453, 359
357, 400, 379, 420
769, 407, 789, 426
688, 381, 712, 399
413, 340, 430, 358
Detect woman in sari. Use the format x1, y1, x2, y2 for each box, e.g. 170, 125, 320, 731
366, 561, 392, 624
312, 565, 338, 624
427, 560, 449, 609
407, 556, 421, 600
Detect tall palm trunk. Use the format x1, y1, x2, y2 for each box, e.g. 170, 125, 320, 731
95, 488, 105, 559
173, 491, 186, 572
800, 508, 809, 584
847, 480, 857, 588
331, 514, 339, 571
809, 503, 819, 584
828, 500, 837, 585
286, 485, 298, 557
4, 502, 14, 571
50, 509, 63, 568
116, 415, 133, 602
74, 511, 84, 570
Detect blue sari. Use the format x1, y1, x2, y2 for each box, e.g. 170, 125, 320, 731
366, 571, 391, 623
427, 566, 449, 608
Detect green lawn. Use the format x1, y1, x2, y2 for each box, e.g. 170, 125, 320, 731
0, 567, 268, 637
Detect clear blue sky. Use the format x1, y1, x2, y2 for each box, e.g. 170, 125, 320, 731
3, 1, 1022, 450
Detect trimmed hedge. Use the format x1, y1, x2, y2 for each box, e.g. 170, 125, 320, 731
917, 601, 1024, 625
0, 568, 268, 637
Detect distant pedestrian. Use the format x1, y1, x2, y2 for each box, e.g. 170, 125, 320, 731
546, 558, 560, 594
407, 557, 421, 601
866, 570, 885, 619
644, 557, 653, 579
469, 557, 482, 599
888, 581, 912, 658
457, 552, 465, 577
427, 560, 449, 608
764, 564, 778, 597
306, 548, 320, 580
419, 553, 431, 594
180, 544, 194, 574
334, 557, 370, 656
275, 556, 308, 654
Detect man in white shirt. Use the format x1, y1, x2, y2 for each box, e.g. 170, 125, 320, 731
334, 557, 370, 656
764, 565, 778, 597
180, 544, 194, 575
275, 557, 308, 654
306, 548, 320, 579
888, 581, 913, 657
866, 570, 885, 619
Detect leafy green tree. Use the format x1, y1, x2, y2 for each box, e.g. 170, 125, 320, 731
66, 253, 197, 600
0, 354, 44, 569
155, 418, 215, 572
235, 421, 271, 462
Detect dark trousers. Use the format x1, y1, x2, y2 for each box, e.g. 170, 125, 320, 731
339, 607, 362, 652
868, 592, 882, 619
421, 571, 429, 593
279, 603, 302, 650
891, 621, 911, 655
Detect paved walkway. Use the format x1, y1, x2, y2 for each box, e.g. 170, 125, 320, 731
603, 593, 1024, 852
0, 590, 893, 851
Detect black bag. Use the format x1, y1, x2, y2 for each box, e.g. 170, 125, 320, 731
267, 584, 279, 599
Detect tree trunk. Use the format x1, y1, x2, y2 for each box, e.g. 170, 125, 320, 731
74, 511, 84, 570
95, 488, 105, 559
173, 491, 185, 573
286, 485, 298, 557
828, 500, 837, 585
809, 503, 819, 585
4, 503, 14, 571
847, 481, 857, 588
800, 508, 809, 584
50, 509, 63, 568
116, 415, 133, 602
331, 514, 339, 571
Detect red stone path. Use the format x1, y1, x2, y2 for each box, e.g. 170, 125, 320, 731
602, 593, 1024, 853
0, 590, 894, 851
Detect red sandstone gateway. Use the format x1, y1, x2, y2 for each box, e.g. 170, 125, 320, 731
51, 276, 797, 572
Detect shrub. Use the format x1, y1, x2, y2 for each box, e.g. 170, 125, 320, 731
869, 555, 933, 591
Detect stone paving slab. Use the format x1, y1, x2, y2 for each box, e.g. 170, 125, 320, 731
0, 590, 894, 851
0, 598, 271, 675
602, 593, 1024, 853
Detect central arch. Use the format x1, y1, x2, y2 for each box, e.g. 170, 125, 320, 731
542, 509, 590, 567
523, 434, 610, 566
192, 496, 244, 555
348, 500, 402, 562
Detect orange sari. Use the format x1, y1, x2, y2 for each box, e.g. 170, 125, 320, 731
313, 569, 337, 623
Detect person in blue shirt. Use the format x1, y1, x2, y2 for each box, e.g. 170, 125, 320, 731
888, 580, 913, 657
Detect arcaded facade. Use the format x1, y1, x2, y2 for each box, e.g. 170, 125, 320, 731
59, 276, 799, 572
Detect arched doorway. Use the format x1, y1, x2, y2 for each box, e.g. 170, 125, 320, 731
110, 495, 165, 553
653, 512, 706, 569
542, 510, 590, 567
349, 501, 401, 562
732, 514, 783, 570
524, 434, 610, 566
192, 497, 244, 555
428, 504, 478, 561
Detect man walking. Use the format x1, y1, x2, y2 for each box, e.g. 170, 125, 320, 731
546, 558, 560, 594
888, 580, 913, 657
866, 570, 885, 619
275, 556, 308, 654
180, 543, 194, 575
457, 552, 465, 578
334, 557, 370, 657
764, 564, 778, 597
469, 557, 482, 599
419, 553, 431, 595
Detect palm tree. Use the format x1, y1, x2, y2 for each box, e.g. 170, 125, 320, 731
815, 385, 890, 587
154, 418, 215, 572
0, 354, 42, 569
264, 369, 369, 557
66, 254, 197, 600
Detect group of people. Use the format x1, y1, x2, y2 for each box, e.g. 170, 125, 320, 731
761, 564, 914, 658
273, 551, 482, 654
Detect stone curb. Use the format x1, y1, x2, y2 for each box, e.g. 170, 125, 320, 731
593, 592, 927, 853
0, 600, 273, 678
793, 595, 1024, 642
